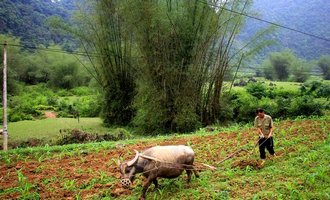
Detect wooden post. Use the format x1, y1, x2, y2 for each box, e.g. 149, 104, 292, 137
3, 41, 8, 151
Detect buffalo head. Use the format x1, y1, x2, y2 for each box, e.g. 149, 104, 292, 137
118, 150, 139, 188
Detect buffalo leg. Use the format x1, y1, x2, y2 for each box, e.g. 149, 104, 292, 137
139, 178, 153, 200
153, 179, 159, 188
186, 169, 192, 183
193, 168, 200, 178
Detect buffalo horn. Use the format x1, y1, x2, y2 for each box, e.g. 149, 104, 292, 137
116, 159, 121, 167
127, 150, 139, 167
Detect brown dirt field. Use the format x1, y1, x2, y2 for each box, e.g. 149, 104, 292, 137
0, 119, 328, 199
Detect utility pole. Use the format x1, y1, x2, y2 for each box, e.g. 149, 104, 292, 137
3, 41, 8, 151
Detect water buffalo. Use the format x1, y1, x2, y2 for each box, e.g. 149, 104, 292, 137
118, 145, 199, 200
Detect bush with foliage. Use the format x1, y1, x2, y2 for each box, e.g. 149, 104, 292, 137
70, 87, 94, 96
316, 83, 330, 99
273, 97, 291, 117
220, 82, 327, 123
72, 95, 102, 117
231, 92, 258, 122
300, 81, 329, 97
262, 50, 311, 82
3, 84, 101, 122
245, 82, 268, 99
288, 96, 322, 117
317, 55, 330, 80
272, 87, 299, 99
0, 35, 91, 93
289, 59, 311, 82
56, 128, 132, 145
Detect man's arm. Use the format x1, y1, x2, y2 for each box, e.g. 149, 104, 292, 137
268, 116, 274, 138
268, 127, 273, 138
257, 128, 265, 138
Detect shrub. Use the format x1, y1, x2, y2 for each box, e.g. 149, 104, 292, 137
257, 97, 278, 117
315, 83, 330, 98
57, 89, 73, 97
173, 96, 201, 133
9, 112, 23, 122
232, 92, 258, 122
289, 96, 323, 117
9, 138, 45, 149
47, 96, 58, 106
73, 96, 102, 117
34, 105, 56, 111
274, 97, 292, 118
110, 128, 132, 140
300, 81, 321, 96
246, 82, 268, 99
56, 128, 132, 145
273, 87, 299, 99
218, 92, 235, 123
70, 86, 93, 96
317, 55, 330, 80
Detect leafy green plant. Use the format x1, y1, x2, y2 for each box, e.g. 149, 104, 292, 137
289, 96, 323, 117
63, 179, 76, 191
16, 170, 40, 199
246, 82, 268, 99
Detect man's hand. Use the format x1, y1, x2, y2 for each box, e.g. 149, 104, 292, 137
260, 133, 265, 138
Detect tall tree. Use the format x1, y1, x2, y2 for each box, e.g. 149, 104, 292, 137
71, 0, 136, 125
317, 55, 330, 80
123, 0, 254, 132
62, 0, 265, 133
200, 0, 253, 124
263, 50, 296, 81
126, 0, 216, 132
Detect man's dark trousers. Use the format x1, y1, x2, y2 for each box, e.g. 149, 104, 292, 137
259, 137, 275, 159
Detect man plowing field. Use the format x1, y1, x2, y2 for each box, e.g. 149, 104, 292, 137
254, 108, 276, 165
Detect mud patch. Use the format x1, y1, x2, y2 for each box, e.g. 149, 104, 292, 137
111, 183, 132, 197
231, 159, 263, 170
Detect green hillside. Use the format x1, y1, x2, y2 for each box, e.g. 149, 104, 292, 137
239, 0, 330, 60
0, 0, 76, 48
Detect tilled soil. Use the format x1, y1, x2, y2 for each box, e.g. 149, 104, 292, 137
0, 119, 328, 199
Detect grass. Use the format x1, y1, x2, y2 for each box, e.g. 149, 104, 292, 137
267, 81, 301, 90
1, 118, 111, 141
229, 80, 302, 93
0, 116, 329, 199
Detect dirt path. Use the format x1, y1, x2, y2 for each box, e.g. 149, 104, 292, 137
44, 111, 57, 118
0, 119, 328, 199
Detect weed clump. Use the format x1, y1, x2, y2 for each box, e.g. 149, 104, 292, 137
56, 128, 132, 145
2, 138, 46, 149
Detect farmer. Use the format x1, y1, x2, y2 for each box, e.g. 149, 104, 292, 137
254, 108, 275, 164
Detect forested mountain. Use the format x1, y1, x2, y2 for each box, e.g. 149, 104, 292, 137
0, 0, 329, 59
0, 0, 76, 48
240, 0, 330, 60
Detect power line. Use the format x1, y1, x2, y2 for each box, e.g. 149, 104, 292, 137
5, 43, 102, 57
3, 43, 324, 75
5, 43, 146, 61
197, 0, 330, 43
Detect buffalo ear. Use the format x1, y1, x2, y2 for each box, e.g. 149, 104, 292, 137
127, 150, 139, 167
